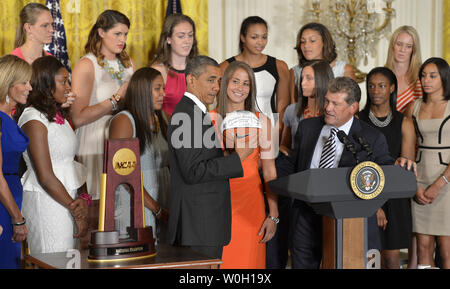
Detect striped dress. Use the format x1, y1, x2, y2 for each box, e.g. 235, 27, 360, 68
396, 79, 422, 113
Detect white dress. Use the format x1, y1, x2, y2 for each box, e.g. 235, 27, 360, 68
75, 53, 133, 200
109, 111, 170, 242
18, 107, 87, 254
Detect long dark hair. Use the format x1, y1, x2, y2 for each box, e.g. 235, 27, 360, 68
296, 59, 334, 118
123, 67, 167, 153
419, 57, 450, 103
15, 56, 68, 123
239, 16, 268, 52
294, 22, 337, 67
362, 67, 398, 113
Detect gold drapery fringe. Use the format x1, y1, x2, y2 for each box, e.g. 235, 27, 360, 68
0, 0, 208, 69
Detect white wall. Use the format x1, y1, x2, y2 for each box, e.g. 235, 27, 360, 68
208, 0, 443, 107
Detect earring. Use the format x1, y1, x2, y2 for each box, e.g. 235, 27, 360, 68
5, 94, 9, 105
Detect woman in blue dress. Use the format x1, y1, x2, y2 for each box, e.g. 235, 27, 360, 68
0, 55, 32, 268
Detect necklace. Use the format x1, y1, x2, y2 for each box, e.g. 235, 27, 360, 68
100, 58, 125, 86
150, 113, 160, 134
369, 110, 393, 127
303, 106, 320, 119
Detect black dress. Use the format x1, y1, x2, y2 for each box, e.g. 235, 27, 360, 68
359, 109, 412, 250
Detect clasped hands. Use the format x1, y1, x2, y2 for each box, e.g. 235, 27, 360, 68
395, 157, 441, 205
69, 198, 88, 238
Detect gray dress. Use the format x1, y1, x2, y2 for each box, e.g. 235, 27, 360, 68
110, 111, 170, 242
412, 100, 450, 236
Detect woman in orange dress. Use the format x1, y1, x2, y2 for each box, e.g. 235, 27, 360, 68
212, 60, 278, 269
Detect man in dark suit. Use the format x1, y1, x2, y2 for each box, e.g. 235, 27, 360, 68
167, 55, 254, 259
276, 77, 414, 268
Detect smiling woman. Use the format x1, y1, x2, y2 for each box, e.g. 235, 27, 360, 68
14, 55, 89, 255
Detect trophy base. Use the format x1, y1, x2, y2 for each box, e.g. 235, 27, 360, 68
87, 227, 156, 262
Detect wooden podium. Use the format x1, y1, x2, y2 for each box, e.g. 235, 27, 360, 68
269, 165, 417, 269
88, 138, 156, 262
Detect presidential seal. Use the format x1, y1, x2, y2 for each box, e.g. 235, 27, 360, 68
350, 161, 385, 200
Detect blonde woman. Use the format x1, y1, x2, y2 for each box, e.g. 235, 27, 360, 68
0, 55, 32, 268
11, 3, 53, 64
385, 26, 423, 113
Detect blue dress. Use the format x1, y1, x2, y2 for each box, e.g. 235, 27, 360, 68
0, 111, 29, 269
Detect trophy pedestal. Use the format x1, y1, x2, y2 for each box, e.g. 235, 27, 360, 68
88, 227, 156, 262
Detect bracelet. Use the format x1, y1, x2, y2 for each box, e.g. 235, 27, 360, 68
268, 215, 279, 224
12, 217, 26, 226
78, 193, 92, 206
113, 93, 121, 103
109, 97, 118, 111
154, 206, 162, 217
442, 174, 450, 185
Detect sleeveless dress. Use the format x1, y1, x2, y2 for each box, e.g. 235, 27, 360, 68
359, 109, 412, 249
0, 111, 29, 269
162, 68, 186, 116
411, 100, 450, 235
18, 107, 87, 254
226, 56, 279, 125
396, 79, 422, 113
292, 60, 346, 95
210, 109, 266, 268
76, 53, 133, 200
109, 111, 170, 242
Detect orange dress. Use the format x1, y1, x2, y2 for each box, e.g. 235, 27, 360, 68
210, 109, 266, 269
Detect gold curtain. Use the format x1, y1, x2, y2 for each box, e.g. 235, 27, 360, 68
0, 0, 208, 69
444, 0, 450, 63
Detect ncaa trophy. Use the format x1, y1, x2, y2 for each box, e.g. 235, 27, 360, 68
87, 138, 156, 262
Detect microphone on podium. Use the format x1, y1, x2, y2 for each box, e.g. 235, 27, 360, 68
337, 130, 359, 164
353, 133, 373, 160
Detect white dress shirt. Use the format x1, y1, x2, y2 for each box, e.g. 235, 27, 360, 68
310, 117, 354, 169
184, 91, 207, 114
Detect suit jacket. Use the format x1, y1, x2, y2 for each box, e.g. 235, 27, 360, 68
167, 95, 243, 247
276, 116, 394, 178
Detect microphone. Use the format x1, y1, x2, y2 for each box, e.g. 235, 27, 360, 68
337, 130, 359, 164
353, 133, 373, 160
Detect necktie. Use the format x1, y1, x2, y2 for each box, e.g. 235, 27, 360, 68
319, 128, 338, 168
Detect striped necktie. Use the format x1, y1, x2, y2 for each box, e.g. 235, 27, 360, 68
319, 128, 338, 168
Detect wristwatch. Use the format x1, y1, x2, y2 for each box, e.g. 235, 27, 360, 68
269, 215, 279, 224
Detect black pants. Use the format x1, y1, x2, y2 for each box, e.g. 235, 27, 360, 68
190, 245, 223, 260
266, 195, 293, 268
290, 200, 323, 269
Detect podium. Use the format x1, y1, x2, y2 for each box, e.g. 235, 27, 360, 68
269, 164, 417, 268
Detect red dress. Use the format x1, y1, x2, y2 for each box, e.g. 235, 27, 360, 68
210, 110, 266, 269
162, 68, 186, 115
